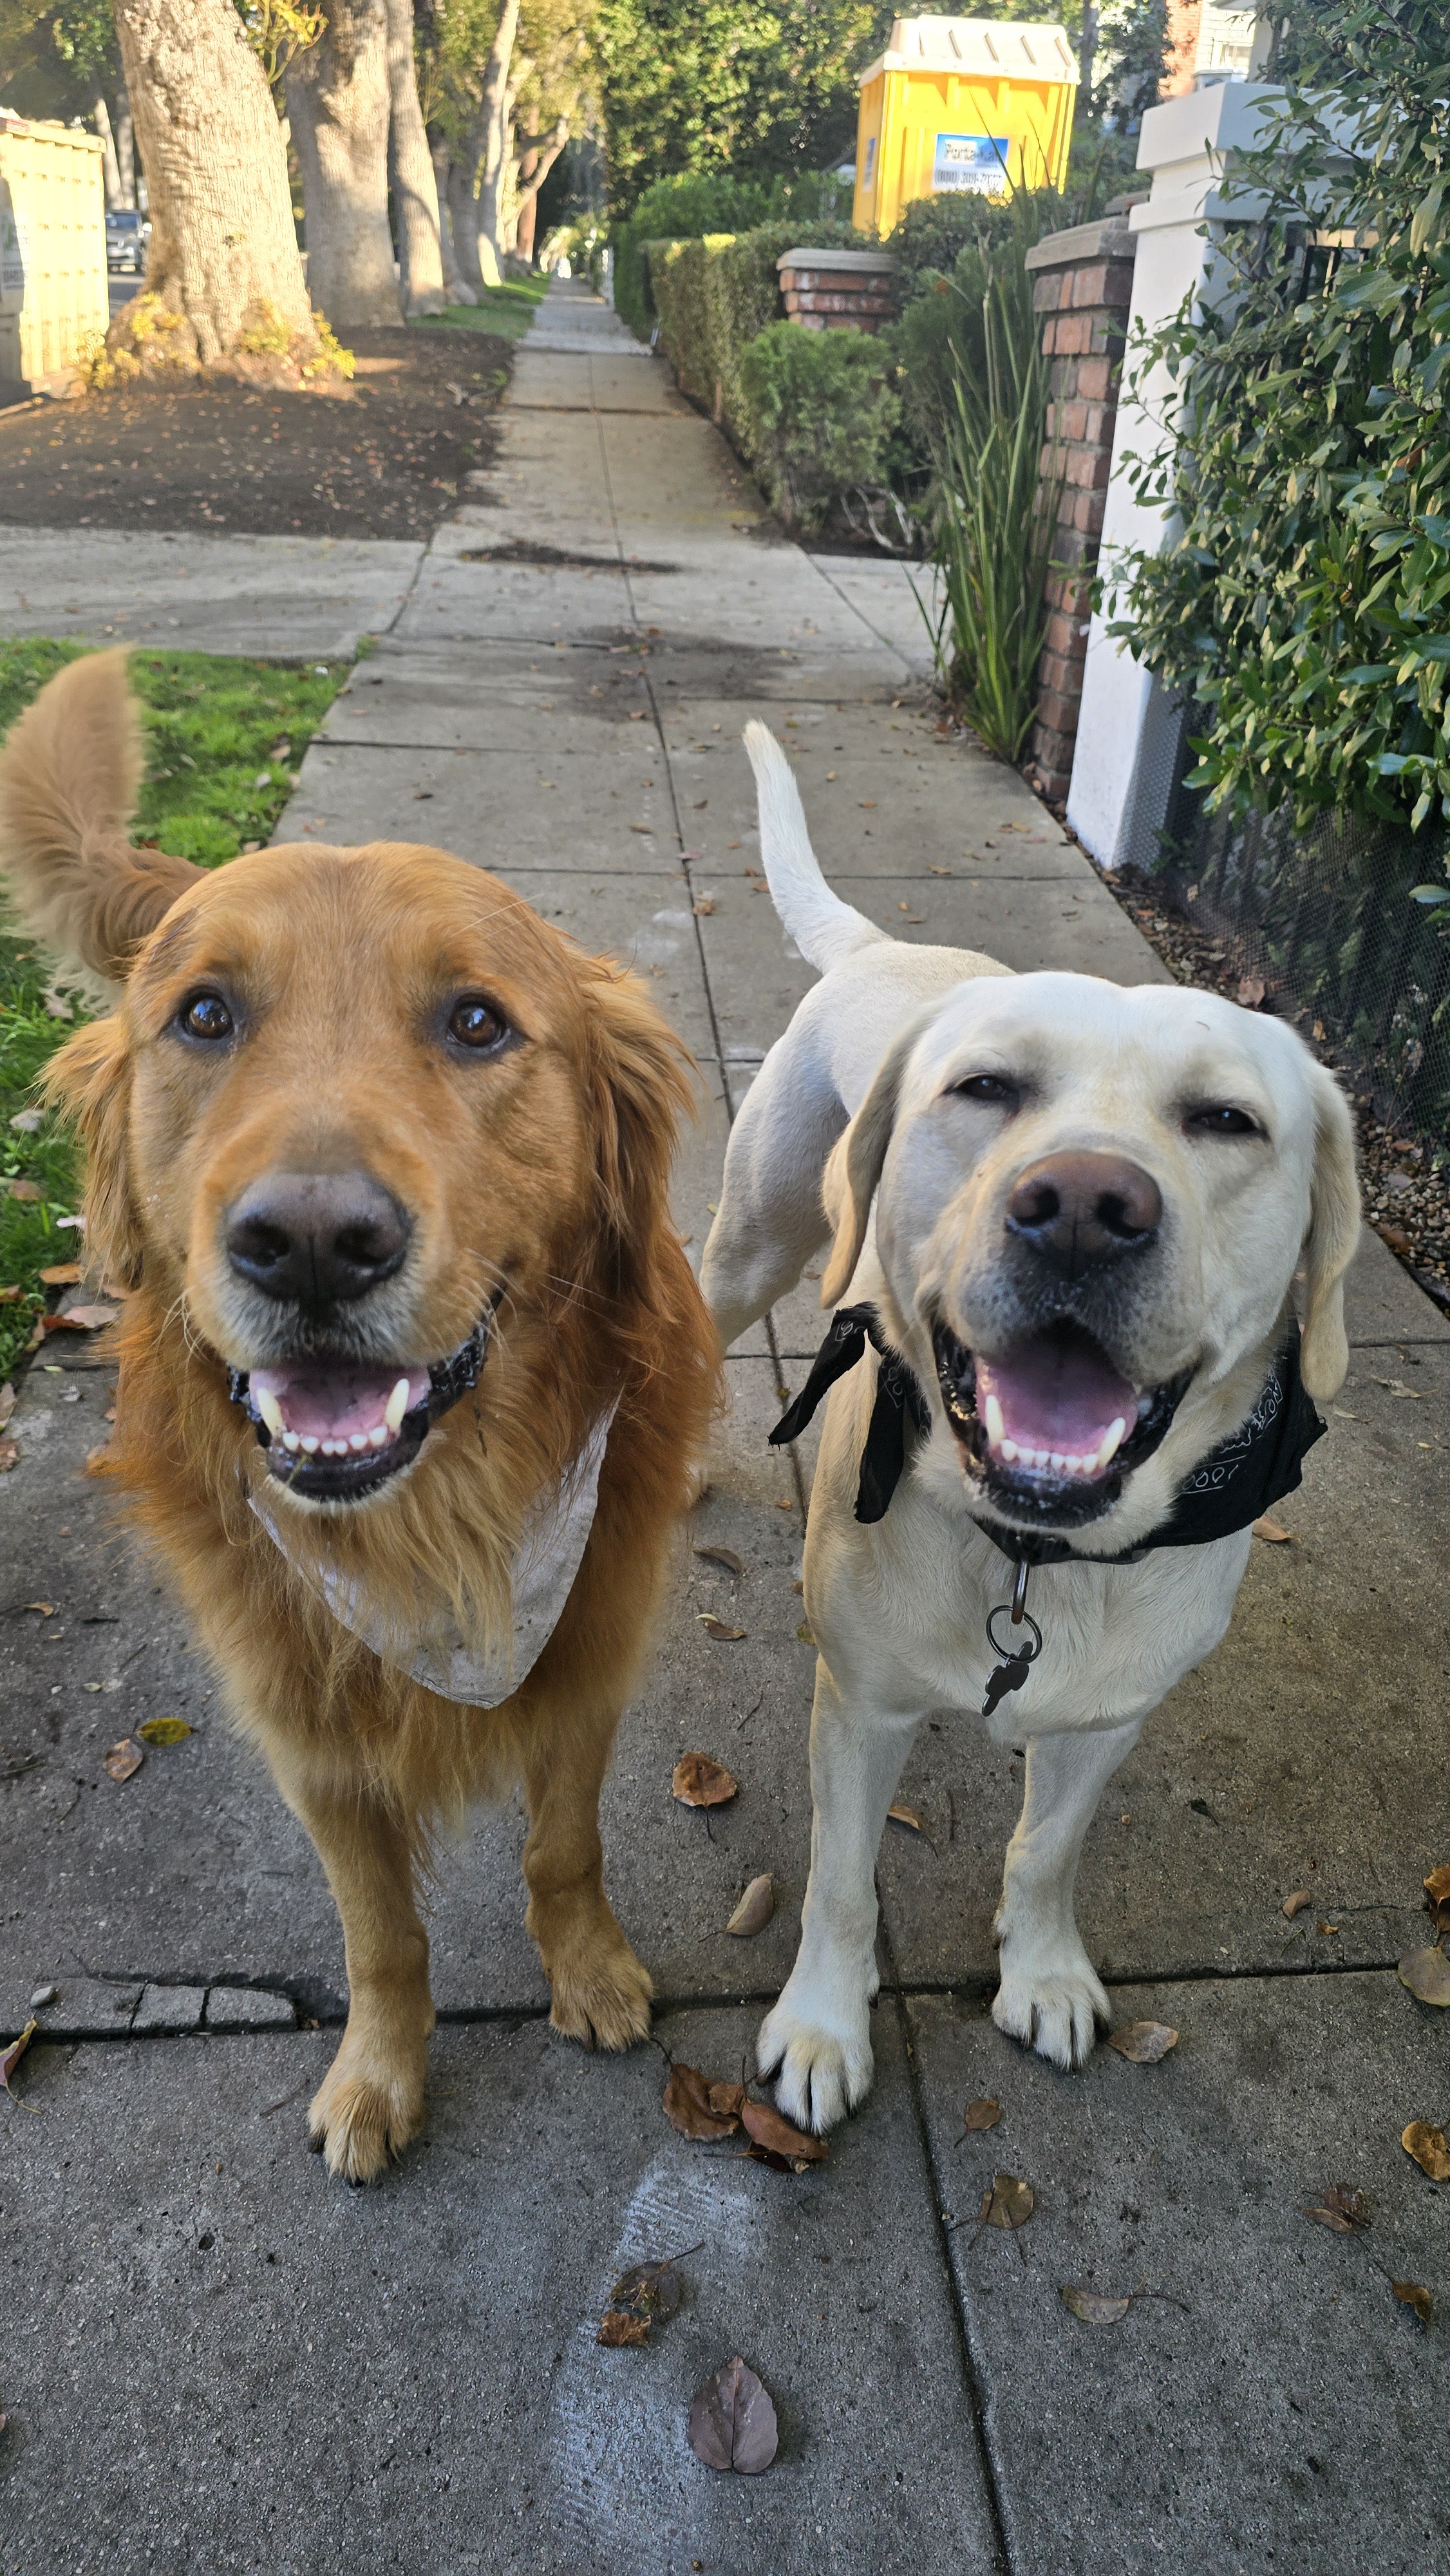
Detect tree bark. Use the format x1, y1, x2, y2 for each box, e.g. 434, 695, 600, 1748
382, 0, 444, 315
513, 120, 566, 264
288, 0, 404, 331
109, 0, 317, 372
95, 97, 124, 212
473, 0, 520, 291
430, 135, 474, 303
446, 146, 484, 299
115, 91, 137, 209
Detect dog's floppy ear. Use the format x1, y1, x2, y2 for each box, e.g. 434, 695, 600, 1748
582, 960, 698, 1294
1298, 1068, 1360, 1399
41, 1012, 144, 1291
819, 1009, 934, 1307
0, 649, 203, 990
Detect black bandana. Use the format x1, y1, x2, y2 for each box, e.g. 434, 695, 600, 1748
769, 1304, 1325, 1562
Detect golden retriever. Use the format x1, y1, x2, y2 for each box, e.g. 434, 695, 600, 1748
0, 650, 720, 2182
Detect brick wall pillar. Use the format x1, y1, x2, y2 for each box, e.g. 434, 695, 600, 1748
1023, 218, 1137, 806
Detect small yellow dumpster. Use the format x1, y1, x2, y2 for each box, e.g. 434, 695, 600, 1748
853, 17, 1078, 238
0, 115, 108, 399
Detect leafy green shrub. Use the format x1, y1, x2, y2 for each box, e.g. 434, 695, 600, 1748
737, 321, 900, 532
614, 173, 775, 338
648, 218, 862, 453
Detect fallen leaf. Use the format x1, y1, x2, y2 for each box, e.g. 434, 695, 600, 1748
1, 2016, 38, 2094
53, 1304, 118, 1331
0, 1284, 19, 1301
688, 2356, 778, 2474
102, 1738, 144, 1783
726, 1875, 774, 1937
887, 1802, 924, 1835
37, 1263, 82, 1287
1060, 2286, 1131, 2325
1398, 1946, 1450, 2007
597, 2309, 650, 2347
1301, 2183, 1370, 2233
1252, 1515, 1292, 1542
611, 2255, 687, 2321
796, 1622, 816, 1645
1237, 974, 1266, 1007
1392, 2279, 1433, 2326
1426, 1864, 1450, 1908
697, 1615, 746, 1642
6, 1178, 42, 1202
1107, 2021, 1179, 2063
0, 1387, 14, 1430
740, 2098, 826, 2166
1317, 1920, 1341, 1937
694, 1544, 743, 1578
692, 897, 716, 916
0, 1439, 15, 1475
672, 1753, 738, 1807
1401, 2120, 1450, 2182
963, 2098, 1001, 2133
663, 2063, 742, 2141
137, 1716, 192, 1748
980, 2173, 1034, 2231
1282, 1890, 1312, 1918
858, 799, 877, 810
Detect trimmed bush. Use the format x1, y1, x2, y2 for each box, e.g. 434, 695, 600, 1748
649, 220, 862, 455
737, 321, 900, 532
614, 173, 775, 339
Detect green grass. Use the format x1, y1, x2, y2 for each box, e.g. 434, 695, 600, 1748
0, 643, 349, 1380
415, 278, 550, 343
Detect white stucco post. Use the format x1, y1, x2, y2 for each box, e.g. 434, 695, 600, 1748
1066, 79, 1278, 870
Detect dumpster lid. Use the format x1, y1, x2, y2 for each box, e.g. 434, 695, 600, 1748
859, 17, 1078, 85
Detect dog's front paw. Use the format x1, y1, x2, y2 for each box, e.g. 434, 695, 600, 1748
991, 1934, 1109, 2072
757, 1973, 874, 2134
545, 1913, 654, 2054
308, 2027, 428, 2183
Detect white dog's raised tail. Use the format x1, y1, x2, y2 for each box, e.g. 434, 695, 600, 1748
743, 721, 887, 974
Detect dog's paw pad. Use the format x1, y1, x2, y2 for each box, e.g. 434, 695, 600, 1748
308, 2054, 425, 2183
548, 1938, 654, 2054
757, 1998, 872, 2135
991, 1955, 1109, 2071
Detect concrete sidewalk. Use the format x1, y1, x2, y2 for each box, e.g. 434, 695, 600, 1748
3, 281, 1448, 2574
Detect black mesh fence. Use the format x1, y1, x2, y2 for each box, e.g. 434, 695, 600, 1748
1156, 788, 1450, 1148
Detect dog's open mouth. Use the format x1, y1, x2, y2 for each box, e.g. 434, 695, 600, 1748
932, 1318, 1189, 1530
228, 1309, 495, 1504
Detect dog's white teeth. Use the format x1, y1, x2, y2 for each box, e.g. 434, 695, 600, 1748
1050, 1452, 1067, 1473
1064, 1454, 1082, 1475
257, 1390, 285, 1440
984, 1392, 1006, 1447
384, 1377, 411, 1437
999, 1437, 1019, 1464
299, 1434, 320, 1455
1033, 1448, 1050, 1468
281, 1430, 300, 1454
348, 1432, 370, 1453
319, 1438, 340, 1457
1098, 1416, 1127, 1469
368, 1425, 388, 1448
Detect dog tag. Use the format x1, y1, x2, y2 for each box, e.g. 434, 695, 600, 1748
981, 1574, 1042, 1719
983, 1650, 1035, 1719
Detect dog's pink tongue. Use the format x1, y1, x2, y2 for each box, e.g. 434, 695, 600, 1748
976, 1338, 1136, 1455
249, 1365, 429, 1441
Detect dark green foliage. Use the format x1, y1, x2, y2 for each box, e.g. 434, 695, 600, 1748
648, 217, 861, 452
614, 169, 854, 337
0, 645, 348, 1374
737, 319, 899, 529
1109, 0, 1450, 876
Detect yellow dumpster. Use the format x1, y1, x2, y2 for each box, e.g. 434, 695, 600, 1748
853, 17, 1078, 237
0, 115, 108, 400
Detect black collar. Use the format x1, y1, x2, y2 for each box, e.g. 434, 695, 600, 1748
769, 1302, 1325, 1565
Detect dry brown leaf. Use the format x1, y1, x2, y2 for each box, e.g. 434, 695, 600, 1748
37, 1263, 82, 1287
611, 2255, 687, 2322
1398, 1946, 1450, 2007
1401, 2120, 1450, 2182
1317, 1920, 1341, 1937
597, 2308, 650, 2347
887, 1802, 924, 1835
1301, 2183, 1370, 2233
54, 1303, 119, 1331
1426, 1864, 1450, 1908
1238, 974, 1266, 1007
0, 1284, 19, 1302
1, 2016, 38, 2095
0, 1385, 14, 1432
688, 2356, 778, 2474
963, 2098, 1001, 2133
796, 1622, 816, 1645
1107, 2021, 1178, 2063
725, 1875, 774, 1937
0, 1439, 16, 1475
739, 2098, 827, 2167
697, 1614, 747, 1642
1282, 1890, 1312, 1918
1252, 1514, 1292, 1543
1392, 2279, 1433, 2326
694, 1544, 743, 1578
102, 1738, 144, 1783
692, 896, 716, 916
1060, 2286, 1131, 2325
663, 2063, 742, 2141
6, 1178, 42, 1202
980, 2173, 1034, 2231
672, 1752, 738, 1807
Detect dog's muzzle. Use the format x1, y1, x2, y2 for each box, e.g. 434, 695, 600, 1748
932, 1316, 1191, 1532
227, 1301, 499, 1505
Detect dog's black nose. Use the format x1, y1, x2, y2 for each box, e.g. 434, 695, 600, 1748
225, 1172, 410, 1309
1006, 1151, 1162, 1278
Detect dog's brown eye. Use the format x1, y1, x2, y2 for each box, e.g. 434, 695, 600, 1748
448, 995, 508, 1051
954, 1073, 1017, 1106
179, 992, 233, 1042
1185, 1104, 1261, 1137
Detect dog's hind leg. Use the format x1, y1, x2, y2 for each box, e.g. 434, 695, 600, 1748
991, 1719, 1142, 2071
288, 1776, 435, 2183
701, 1022, 846, 1351
520, 1703, 654, 2053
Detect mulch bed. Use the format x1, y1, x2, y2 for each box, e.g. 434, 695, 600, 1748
0, 325, 509, 543
1102, 863, 1450, 1316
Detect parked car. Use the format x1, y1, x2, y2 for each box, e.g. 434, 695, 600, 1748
105, 209, 149, 274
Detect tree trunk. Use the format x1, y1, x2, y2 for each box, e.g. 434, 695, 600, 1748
430, 135, 474, 303
514, 148, 537, 264
473, 0, 520, 291
447, 145, 484, 298
95, 97, 124, 211
288, 0, 404, 331
382, 0, 444, 315
115, 91, 137, 209
109, 0, 318, 372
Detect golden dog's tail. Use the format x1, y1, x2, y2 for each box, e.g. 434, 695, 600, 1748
0, 648, 202, 990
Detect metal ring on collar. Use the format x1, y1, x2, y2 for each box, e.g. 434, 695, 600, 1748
986, 1602, 1042, 1663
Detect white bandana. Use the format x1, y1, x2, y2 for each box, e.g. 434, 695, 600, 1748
250, 1405, 618, 1707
